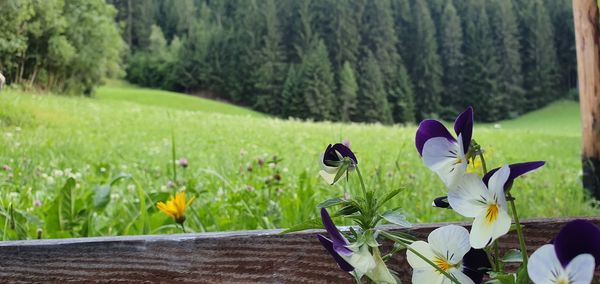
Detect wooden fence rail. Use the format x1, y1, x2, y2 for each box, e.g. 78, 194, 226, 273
0, 217, 598, 283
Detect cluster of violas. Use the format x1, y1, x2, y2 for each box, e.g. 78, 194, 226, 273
316, 107, 600, 283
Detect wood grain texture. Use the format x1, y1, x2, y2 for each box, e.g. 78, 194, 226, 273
0, 217, 598, 283
574, 0, 600, 198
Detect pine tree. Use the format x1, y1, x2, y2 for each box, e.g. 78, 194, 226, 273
548, 0, 577, 93
298, 39, 336, 121
488, 0, 524, 118
517, 0, 560, 110
281, 64, 305, 118
439, 0, 464, 119
356, 51, 392, 123
253, 0, 287, 116
462, 0, 502, 121
338, 61, 358, 121
409, 0, 443, 120
361, 0, 413, 123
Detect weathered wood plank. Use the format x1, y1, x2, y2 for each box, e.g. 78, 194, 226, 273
0, 217, 598, 283
574, 0, 600, 199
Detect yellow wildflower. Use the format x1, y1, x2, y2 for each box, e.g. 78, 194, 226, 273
156, 192, 195, 224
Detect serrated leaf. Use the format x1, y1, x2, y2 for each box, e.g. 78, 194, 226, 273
501, 249, 523, 263
59, 178, 76, 231
317, 197, 345, 208
381, 211, 412, 227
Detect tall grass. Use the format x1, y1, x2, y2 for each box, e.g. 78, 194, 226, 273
0, 86, 596, 240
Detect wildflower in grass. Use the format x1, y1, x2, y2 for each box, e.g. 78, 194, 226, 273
319, 143, 358, 185
415, 107, 473, 188
317, 208, 396, 283
447, 166, 512, 248
156, 191, 195, 226
33, 199, 42, 207
178, 158, 188, 168
528, 219, 600, 284
1, 165, 10, 171
406, 225, 476, 284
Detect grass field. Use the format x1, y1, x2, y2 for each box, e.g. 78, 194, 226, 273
0, 83, 597, 240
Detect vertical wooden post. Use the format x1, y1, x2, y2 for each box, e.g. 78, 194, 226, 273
0, 72, 4, 91
573, 0, 600, 199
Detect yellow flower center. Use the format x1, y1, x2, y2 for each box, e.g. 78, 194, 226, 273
453, 157, 464, 166
485, 203, 499, 224
433, 257, 455, 272
555, 277, 570, 284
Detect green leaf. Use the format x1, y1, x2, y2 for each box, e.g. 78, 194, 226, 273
93, 185, 111, 210
337, 204, 360, 215
376, 188, 403, 209
516, 265, 529, 284
381, 211, 412, 227
59, 178, 76, 231
279, 217, 323, 234
486, 272, 516, 284
381, 231, 418, 243
316, 197, 345, 208
501, 249, 523, 263
332, 161, 349, 184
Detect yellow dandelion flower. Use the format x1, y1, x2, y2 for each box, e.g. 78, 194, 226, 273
156, 192, 195, 225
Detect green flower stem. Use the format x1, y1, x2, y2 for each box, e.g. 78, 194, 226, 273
493, 240, 500, 270
507, 192, 528, 266
380, 231, 461, 284
355, 166, 368, 197
484, 246, 497, 272
478, 152, 488, 176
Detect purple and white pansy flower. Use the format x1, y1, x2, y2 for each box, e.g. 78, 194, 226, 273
407, 225, 477, 284
528, 219, 600, 284
448, 166, 513, 249
433, 161, 545, 209
416, 107, 473, 188
317, 208, 396, 283
319, 143, 358, 185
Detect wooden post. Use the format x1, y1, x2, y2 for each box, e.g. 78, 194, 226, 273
573, 0, 600, 199
0, 72, 4, 91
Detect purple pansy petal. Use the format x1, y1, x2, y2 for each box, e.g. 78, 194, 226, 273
462, 248, 491, 284
454, 107, 474, 153
554, 219, 600, 268
415, 120, 456, 156
331, 143, 358, 165
432, 196, 451, 209
320, 208, 352, 256
317, 234, 354, 272
323, 143, 358, 166
482, 161, 545, 189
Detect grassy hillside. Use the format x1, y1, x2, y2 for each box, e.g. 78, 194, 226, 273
0, 85, 596, 240
96, 81, 263, 117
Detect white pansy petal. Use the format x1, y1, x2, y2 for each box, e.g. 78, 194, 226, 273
428, 225, 471, 264
447, 174, 489, 218
412, 268, 445, 284
448, 268, 475, 284
565, 253, 595, 284
319, 170, 336, 184
470, 210, 495, 248
422, 137, 466, 187
488, 165, 510, 198
407, 241, 437, 268
343, 245, 376, 276
490, 209, 511, 241
528, 244, 564, 284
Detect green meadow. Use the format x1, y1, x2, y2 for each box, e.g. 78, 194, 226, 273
0, 84, 597, 240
